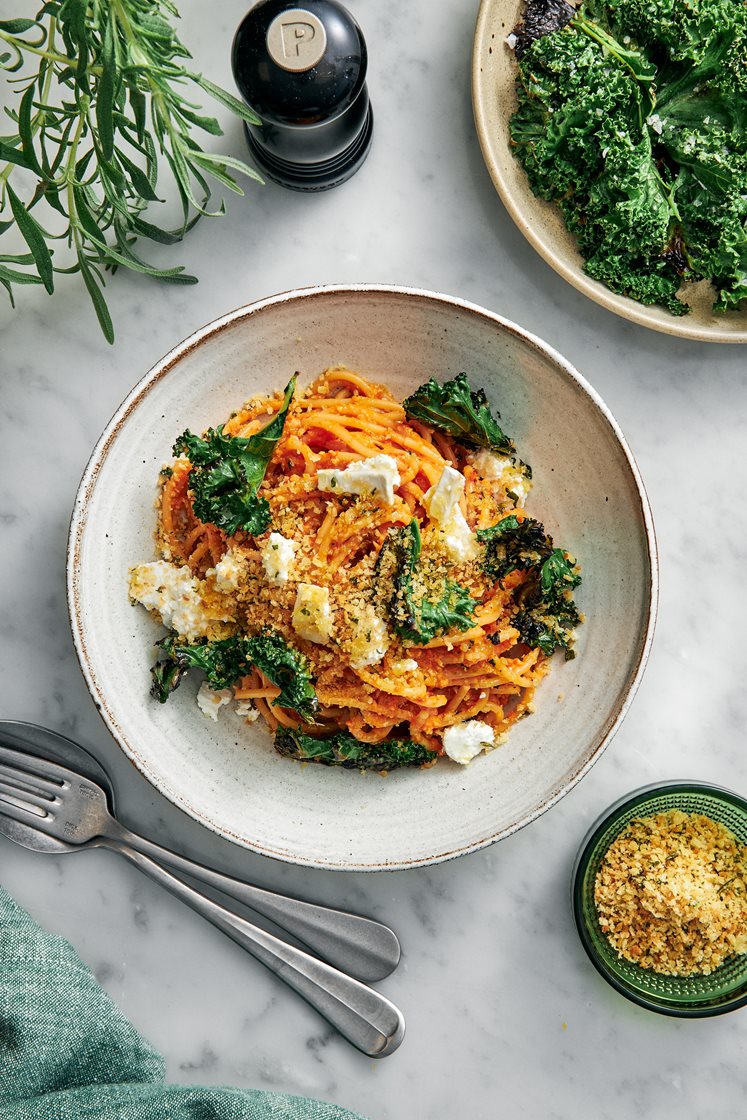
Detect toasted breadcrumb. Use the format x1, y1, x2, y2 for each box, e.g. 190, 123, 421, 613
594, 810, 747, 976
142, 369, 578, 757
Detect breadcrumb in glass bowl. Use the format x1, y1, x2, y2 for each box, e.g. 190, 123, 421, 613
573, 782, 747, 1017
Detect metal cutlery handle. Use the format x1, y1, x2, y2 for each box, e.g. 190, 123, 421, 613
109, 840, 404, 1058
106, 820, 400, 983
0, 722, 400, 983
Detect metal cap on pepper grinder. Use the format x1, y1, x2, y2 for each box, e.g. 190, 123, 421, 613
231, 0, 373, 191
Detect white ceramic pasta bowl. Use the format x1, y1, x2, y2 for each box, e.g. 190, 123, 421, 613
68, 285, 657, 870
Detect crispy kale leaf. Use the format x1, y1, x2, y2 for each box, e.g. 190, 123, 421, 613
150, 635, 251, 702
244, 633, 318, 722
509, 0, 747, 315
477, 514, 550, 582
477, 515, 581, 658
649, 28, 747, 311
585, 0, 742, 68
571, 12, 657, 84
274, 728, 436, 770
510, 22, 687, 315
173, 376, 296, 536
514, 546, 582, 657
150, 630, 318, 719
403, 373, 517, 455
378, 519, 477, 645
512, 0, 575, 57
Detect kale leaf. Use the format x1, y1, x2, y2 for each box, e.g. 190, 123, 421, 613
477, 515, 581, 658
244, 633, 318, 722
150, 630, 318, 719
572, 12, 657, 85
274, 728, 437, 770
582, 248, 688, 316
378, 519, 477, 645
173, 376, 296, 536
477, 514, 550, 582
403, 373, 517, 455
512, 0, 576, 58
150, 635, 251, 702
514, 545, 582, 657
586, 0, 741, 68
514, 596, 581, 658
509, 0, 747, 315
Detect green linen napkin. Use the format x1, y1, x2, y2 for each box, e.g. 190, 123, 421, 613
0, 885, 365, 1120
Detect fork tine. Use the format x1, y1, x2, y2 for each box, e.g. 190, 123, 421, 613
0, 777, 55, 813
0, 764, 58, 800
0, 783, 50, 819
0, 745, 67, 789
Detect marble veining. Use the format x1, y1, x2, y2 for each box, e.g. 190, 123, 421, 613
1, 0, 746, 1117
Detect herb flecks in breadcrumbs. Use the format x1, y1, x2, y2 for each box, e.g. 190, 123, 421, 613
595, 810, 747, 976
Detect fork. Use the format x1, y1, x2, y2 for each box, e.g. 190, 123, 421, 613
0, 780, 404, 1058
0, 739, 399, 983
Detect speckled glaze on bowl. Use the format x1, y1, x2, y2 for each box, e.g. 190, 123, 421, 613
472, 0, 747, 343
67, 285, 658, 871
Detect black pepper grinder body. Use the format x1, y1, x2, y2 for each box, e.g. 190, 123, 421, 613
231, 0, 373, 191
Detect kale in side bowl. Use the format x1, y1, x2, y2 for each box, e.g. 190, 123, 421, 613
509, 0, 747, 315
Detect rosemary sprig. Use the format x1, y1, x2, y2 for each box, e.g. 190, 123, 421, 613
0, 1, 262, 342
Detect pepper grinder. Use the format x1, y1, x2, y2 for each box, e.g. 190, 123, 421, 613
231, 0, 373, 191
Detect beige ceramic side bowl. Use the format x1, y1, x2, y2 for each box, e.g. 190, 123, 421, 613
68, 285, 657, 871
472, 0, 747, 343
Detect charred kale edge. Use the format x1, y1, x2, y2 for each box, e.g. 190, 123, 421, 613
477, 514, 581, 658
376, 519, 477, 645
150, 630, 318, 720
274, 728, 437, 770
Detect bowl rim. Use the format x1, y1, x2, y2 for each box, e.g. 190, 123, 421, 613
471, 0, 747, 344
572, 780, 747, 1017
66, 283, 660, 870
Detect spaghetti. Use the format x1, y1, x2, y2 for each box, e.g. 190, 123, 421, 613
132, 368, 581, 768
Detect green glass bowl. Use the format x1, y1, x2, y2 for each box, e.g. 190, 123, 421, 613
573, 781, 747, 1017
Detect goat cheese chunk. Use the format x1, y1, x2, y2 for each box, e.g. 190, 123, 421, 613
470, 449, 532, 508
423, 465, 477, 562
208, 547, 245, 593
235, 700, 260, 722
391, 658, 419, 676
261, 532, 297, 585
317, 454, 401, 505
129, 560, 229, 641
196, 682, 233, 721
292, 583, 333, 645
349, 605, 390, 669
442, 719, 495, 765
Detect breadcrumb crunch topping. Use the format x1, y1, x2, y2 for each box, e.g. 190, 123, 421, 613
594, 810, 747, 976
135, 368, 581, 758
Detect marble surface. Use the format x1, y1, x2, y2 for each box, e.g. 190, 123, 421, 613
1, 1, 746, 1117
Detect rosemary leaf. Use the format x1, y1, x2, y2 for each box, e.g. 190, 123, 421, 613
78, 251, 113, 343
6, 183, 54, 293
0, 1, 263, 343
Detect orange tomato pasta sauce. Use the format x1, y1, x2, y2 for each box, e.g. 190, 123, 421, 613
149, 368, 558, 761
